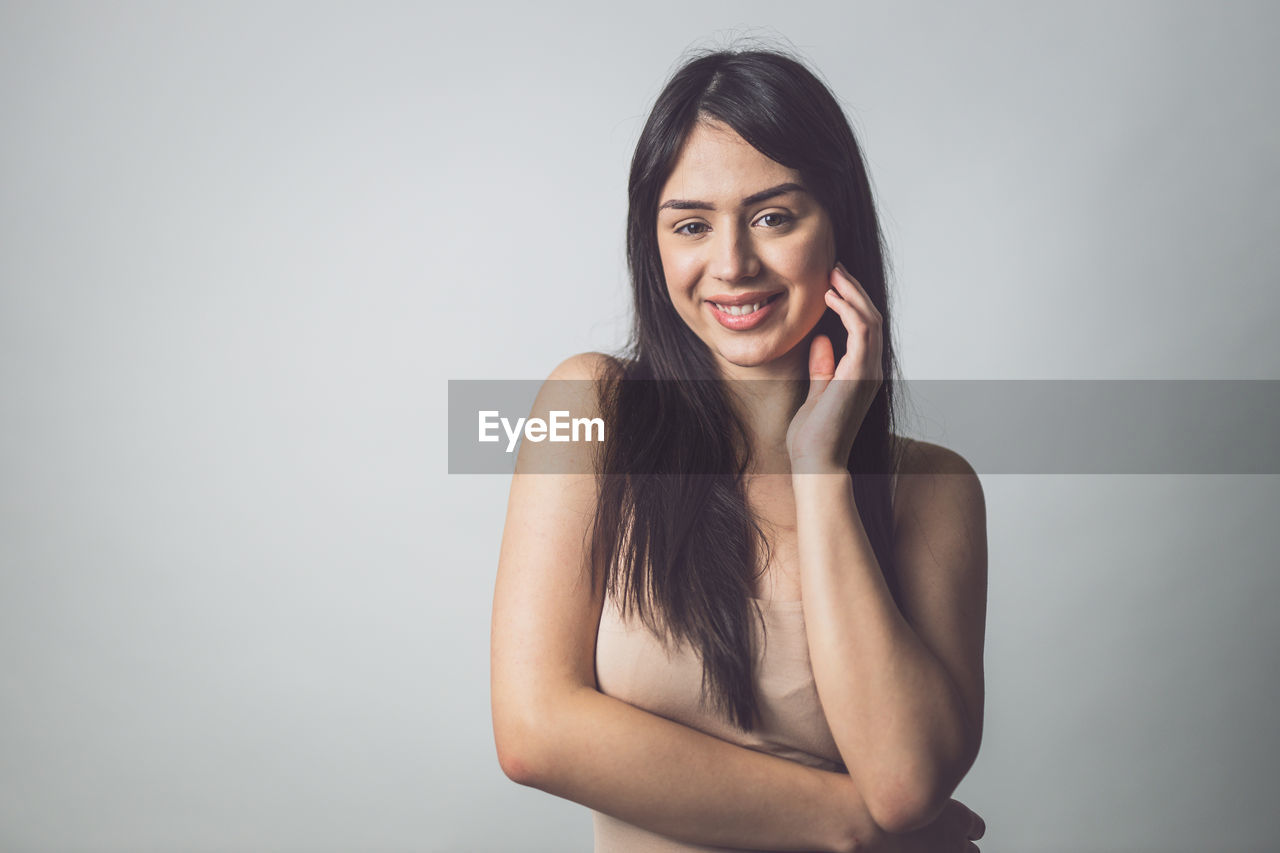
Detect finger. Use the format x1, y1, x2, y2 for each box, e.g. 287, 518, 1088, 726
823, 285, 863, 331
828, 265, 871, 322
944, 800, 977, 834
947, 800, 984, 840
824, 288, 879, 381
805, 333, 835, 404
965, 843, 979, 853
833, 262, 882, 322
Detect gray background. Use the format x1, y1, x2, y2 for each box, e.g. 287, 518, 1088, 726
2, 2, 1277, 851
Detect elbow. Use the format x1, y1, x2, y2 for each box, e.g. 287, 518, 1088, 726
495, 725, 538, 788
493, 690, 581, 789
864, 751, 976, 835
494, 708, 549, 788
860, 703, 983, 835
498, 750, 541, 789
866, 783, 948, 836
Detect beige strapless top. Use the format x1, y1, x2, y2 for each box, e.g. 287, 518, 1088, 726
591, 592, 845, 852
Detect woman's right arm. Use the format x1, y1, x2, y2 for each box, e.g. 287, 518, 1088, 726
489, 352, 876, 853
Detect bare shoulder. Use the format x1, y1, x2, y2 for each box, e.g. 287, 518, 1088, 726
894, 435, 981, 479
516, 352, 622, 476
890, 436, 986, 559
546, 351, 622, 383
539, 352, 623, 415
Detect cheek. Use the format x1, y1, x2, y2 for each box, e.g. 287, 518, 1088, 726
660, 251, 703, 312
770, 238, 831, 293
660, 248, 697, 286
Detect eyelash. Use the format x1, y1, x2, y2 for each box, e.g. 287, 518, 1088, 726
673, 212, 794, 236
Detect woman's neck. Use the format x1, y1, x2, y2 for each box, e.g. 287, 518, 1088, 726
715, 345, 811, 466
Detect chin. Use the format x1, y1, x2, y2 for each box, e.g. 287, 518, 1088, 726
720, 357, 768, 370
716, 347, 789, 370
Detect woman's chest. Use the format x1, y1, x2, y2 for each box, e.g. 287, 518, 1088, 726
745, 475, 801, 601
594, 595, 843, 771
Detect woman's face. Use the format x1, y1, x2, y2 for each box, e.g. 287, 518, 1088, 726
656, 119, 836, 379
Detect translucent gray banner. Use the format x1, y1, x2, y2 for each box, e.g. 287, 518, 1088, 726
448, 380, 1280, 474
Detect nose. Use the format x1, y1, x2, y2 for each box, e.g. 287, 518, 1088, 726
709, 223, 761, 283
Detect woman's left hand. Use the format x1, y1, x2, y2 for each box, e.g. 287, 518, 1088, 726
785, 262, 883, 474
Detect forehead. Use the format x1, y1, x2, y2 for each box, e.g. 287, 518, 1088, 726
659, 120, 798, 203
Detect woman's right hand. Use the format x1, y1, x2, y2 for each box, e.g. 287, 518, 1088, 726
860, 799, 985, 852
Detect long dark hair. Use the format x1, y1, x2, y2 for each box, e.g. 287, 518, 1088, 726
590, 47, 903, 731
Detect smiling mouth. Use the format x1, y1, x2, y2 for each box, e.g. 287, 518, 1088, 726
708, 293, 783, 316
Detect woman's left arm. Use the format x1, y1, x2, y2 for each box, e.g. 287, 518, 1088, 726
787, 265, 987, 837
793, 457, 986, 836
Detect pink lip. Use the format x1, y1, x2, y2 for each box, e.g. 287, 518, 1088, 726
706, 293, 783, 331
707, 290, 781, 306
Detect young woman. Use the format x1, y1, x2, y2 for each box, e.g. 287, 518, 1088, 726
491, 47, 988, 852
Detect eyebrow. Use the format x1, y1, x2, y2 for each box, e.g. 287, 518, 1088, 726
657, 181, 807, 213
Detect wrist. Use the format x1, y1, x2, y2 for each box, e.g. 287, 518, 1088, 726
789, 455, 852, 477
790, 465, 854, 497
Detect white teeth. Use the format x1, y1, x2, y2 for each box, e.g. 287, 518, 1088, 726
717, 301, 763, 316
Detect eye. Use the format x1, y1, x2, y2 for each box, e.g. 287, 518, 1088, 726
755, 211, 793, 228
674, 221, 710, 236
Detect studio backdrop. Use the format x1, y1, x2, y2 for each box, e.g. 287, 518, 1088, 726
1, 2, 1277, 851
